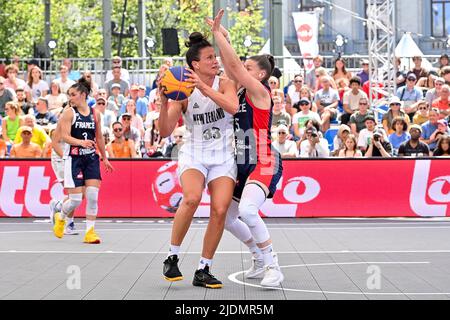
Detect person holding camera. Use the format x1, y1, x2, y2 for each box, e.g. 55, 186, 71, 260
398, 124, 432, 157
299, 126, 329, 158
364, 128, 393, 158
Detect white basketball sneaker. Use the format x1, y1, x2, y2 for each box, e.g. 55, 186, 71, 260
244, 257, 265, 279
260, 263, 284, 287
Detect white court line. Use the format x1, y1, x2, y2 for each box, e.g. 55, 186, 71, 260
228, 261, 450, 296
1, 250, 450, 255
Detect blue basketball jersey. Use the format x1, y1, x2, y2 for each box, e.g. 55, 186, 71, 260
67, 106, 96, 156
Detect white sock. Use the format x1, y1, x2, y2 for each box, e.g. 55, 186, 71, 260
86, 220, 95, 232
168, 245, 180, 257
261, 244, 275, 266
66, 217, 74, 224
198, 257, 213, 270
245, 239, 263, 260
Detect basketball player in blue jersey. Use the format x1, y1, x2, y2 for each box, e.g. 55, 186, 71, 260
160, 32, 239, 288
208, 10, 284, 287
53, 78, 113, 244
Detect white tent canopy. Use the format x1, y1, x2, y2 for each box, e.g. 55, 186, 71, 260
259, 39, 302, 74
395, 33, 434, 71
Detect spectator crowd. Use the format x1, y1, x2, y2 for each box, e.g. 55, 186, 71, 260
0, 54, 449, 159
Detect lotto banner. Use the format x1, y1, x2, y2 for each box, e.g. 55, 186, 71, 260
0, 159, 448, 218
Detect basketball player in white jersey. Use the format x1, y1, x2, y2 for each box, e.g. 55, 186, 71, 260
160, 32, 238, 289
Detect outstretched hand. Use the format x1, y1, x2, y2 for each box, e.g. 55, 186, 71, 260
206, 9, 227, 38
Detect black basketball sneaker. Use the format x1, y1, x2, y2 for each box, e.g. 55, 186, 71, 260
163, 255, 183, 281
192, 265, 223, 289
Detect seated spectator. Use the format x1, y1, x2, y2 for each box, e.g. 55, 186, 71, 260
143, 113, 165, 158
3, 64, 27, 95
356, 59, 370, 85
411, 56, 429, 80
95, 97, 116, 130
81, 70, 99, 97
315, 76, 339, 132
299, 86, 318, 113
396, 73, 424, 121
395, 57, 407, 88
138, 85, 149, 105
433, 134, 450, 156
0, 76, 15, 116
292, 98, 321, 140
420, 108, 441, 150
145, 93, 162, 129
439, 54, 449, 74
62, 58, 81, 81
34, 97, 57, 129
382, 96, 410, 135
121, 112, 141, 151
388, 116, 411, 155
10, 126, 42, 158
425, 77, 445, 106
271, 95, 291, 138
107, 84, 125, 112
42, 126, 56, 158
341, 76, 367, 125
429, 119, 450, 145
1, 101, 23, 144
332, 57, 353, 82
314, 67, 337, 92
105, 56, 130, 83
398, 124, 431, 157
106, 121, 137, 158
124, 99, 145, 137
338, 134, 362, 158
442, 66, 450, 85
97, 88, 119, 115
417, 70, 438, 91
364, 128, 392, 158
0, 136, 6, 158
357, 115, 377, 153
14, 114, 50, 149
272, 124, 298, 159
164, 126, 185, 159
120, 84, 148, 118
336, 77, 350, 103
105, 66, 130, 97
45, 80, 67, 117
268, 76, 279, 91
286, 74, 304, 114
54, 65, 76, 95
432, 84, 450, 119
413, 101, 430, 125
26, 66, 49, 103
305, 55, 323, 90
332, 124, 351, 156
349, 97, 374, 136
299, 127, 329, 158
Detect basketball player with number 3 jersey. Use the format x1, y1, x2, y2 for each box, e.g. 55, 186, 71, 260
160, 32, 238, 289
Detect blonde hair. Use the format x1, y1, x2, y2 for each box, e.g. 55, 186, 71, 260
5, 101, 21, 116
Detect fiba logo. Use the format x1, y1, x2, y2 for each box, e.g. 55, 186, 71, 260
151, 161, 183, 213
410, 160, 449, 217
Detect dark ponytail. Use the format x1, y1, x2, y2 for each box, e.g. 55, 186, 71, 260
185, 32, 212, 69
70, 76, 91, 97
249, 54, 275, 82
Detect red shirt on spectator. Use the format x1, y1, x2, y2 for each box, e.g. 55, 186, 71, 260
432, 97, 450, 113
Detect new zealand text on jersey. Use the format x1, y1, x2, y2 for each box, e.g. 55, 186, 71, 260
192, 108, 226, 125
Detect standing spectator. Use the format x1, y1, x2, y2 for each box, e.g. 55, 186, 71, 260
106, 121, 137, 158
432, 84, 450, 119
410, 56, 429, 80
332, 57, 353, 82
9, 126, 42, 158
314, 76, 339, 132
271, 95, 291, 132
97, 88, 119, 115
396, 73, 423, 121
45, 80, 67, 117
268, 76, 279, 91
15, 87, 34, 115
421, 108, 441, 151
272, 124, 298, 159
292, 98, 321, 139
332, 124, 351, 156
398, 125, 431, 157
300, 127, 329, 158
164, 126, 185, 160
341, 76, 368, 125
305, 55, 323, 90
55, 65, 76, 95
388, 116, 411, 155
34, 97, 57, 129
26, 66, 49, 102
396, 57, 407, 88
364, 129, 392, 158
105, 56, 130, 83
120, 84, 147, 118
356, 59, 370, 85
382, 96, 410, 135
121, 112, 141, 150
62, 58, 81, 81
286, 74, 304, 115
349, 97, 374, 136
413, 101, 430, 125
433, 134, 450, 156
3, 64, 27, 94
1, 101, 23, 144
425, 77, 445, 106
95, 97, 116, 130
14, 114, 50, 149
338, 134, 362, 158
357, 115, 377, 153
105, 66, 130, 97
0, 76, 15, 116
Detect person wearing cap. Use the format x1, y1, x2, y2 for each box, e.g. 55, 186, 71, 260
119, 84, 148, 118
286, 74, 305, 113
9, 126, 42, 158
97, 88, 119, 115
425, 77, 446, 106
432, 84, 450, 118
54, 65, 76, 95
105, 56, 130, 83
398, 124, 431, 157
396, 72, 423, 121
382, 96, 410, 135
34, 97, 57, 129
341, 76, 368, 125
357, 114, 378, 152
107, 83, 126, 112
272, 124, 298, 159
105, 66, 130, 97
331, 124, 351, 156
299, 126, 329, 158
411, 56, 429, 80
94, 97, 116, 130
120, 112, 141, 151
305, 55, 323, 90
429, 119, 450, 144
292, 97, 321, 140
14, 114, 51, 149
356, 59, 370, 85
138, 84, 149, 104
349, 97, 374, 136
0, 76, 15, 116
364, 128, 392, 158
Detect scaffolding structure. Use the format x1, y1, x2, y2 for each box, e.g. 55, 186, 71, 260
367, 0, 397, 105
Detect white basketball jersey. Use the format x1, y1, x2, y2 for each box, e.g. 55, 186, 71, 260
180, 76, 234, 162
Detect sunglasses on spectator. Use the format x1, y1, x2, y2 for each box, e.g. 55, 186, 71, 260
174, 135, 183, 138
113, 128, 123, 132
419, 107, 428, 110
278, 132, 287, 135
299, 102, 309, 106
97, 102, 105, 105
359, 102, 368, 105
122, 116, 131, 120
22, 131, 32, 135
391, 103, 401, 106
294, 80, 303, 83
407, 78, 416, 81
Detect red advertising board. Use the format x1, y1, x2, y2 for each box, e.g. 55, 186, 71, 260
0, 159, 448, 218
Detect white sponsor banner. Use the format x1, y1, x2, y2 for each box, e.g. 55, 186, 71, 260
292, 11, 319, 72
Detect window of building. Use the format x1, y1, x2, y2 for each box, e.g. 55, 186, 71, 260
299, 0, 323, 11
432, 0, 450, 37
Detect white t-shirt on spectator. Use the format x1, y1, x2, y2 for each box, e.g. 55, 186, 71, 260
26, 80, 49, 102
55, 78, 75, 94
45, 93, 67, 112
105, 69, 130, 83
300, 138, 329, 158
342, 89, 368, 112
287, 86, 301, 106
272, 140, 298, 157
357, 128, 375, 149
